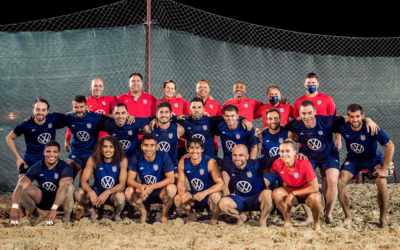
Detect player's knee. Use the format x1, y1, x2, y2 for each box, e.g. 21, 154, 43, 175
375, 177, 387, 187
309, 193, 321, 205
74, 188, 84, 201
166, 184, 177, 198
261, 190, 273, 202
125, 186, 134, 197
66, 184, 75, 194
272, 188, 285, 201
218, 197, 231, 211
174, 195, 182, 207
210, 192, 222, 205
115, 191, 126, 205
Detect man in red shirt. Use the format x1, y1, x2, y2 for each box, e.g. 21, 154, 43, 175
266, 139, 322, 231
64, 78, 115, 153
222, 82, 263, 123
255, 84, 294, 126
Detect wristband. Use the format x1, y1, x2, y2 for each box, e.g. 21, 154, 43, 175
51, 204, 59, 210
12, 204, 18, 209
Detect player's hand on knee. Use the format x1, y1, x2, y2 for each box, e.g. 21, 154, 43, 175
181, 193, 192, 203
16, 158, 26, 169
295, 153, 308, 160
374, 168, 388, 178
88, 191, 98, 205
46, 210, 57, 226
9, 208, 20, 226
143, 185, 154, 196
193, 191, 207, 202
285, 193, 294, 207
95, 191, 110, 207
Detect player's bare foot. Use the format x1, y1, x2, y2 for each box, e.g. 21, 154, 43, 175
114, 215, 122, 222
186, 212, 197, 224
161, 216, 168, 224
343, 218, 352, 225
259, 220, 267, 227
236, 214, 247, 226
89, 209, 98, 223
379, 220, 388, 228
62, 215, 71, 223
283, 220, 292, 228
32, 216, 43, 226
314, 223, 321, 231
139, 210, 147, 223
324, 214, 333, 224
304, 217, 314, 224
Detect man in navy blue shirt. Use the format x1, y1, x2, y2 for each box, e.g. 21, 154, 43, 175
336, 104, 394, 228
9, 141, 75, 227
126, 133, 177, 224
6, 98, 66, 178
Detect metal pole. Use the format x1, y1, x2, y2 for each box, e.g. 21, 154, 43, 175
147, 0, 151, 94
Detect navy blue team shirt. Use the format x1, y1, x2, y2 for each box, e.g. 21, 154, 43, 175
184, 155, 216, 195
261, 127, 289, 158
153, 122, 180, 169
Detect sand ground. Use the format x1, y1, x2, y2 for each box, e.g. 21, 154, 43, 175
1, 184, 400, 249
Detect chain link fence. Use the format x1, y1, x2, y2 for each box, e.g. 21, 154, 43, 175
1, 0, 399, 191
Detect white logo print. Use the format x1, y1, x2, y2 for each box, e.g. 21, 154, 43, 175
269, 147, 280, 157
158, 141, 171, 152
76, 131, 90, 141
236, 181, 252, 193
119, 140, 131, 150
203, 112, 210, 117
192, 134, 205, 142
307, 139, 322, 150
350, 143, 364, 154
191, 178, 204, 191
144, 175, 157, 184
37, 133, 51, 144
42, 182, 57, 191
226, 140, 236, 152
101, 176, 115, 189
95, 109, 106, 115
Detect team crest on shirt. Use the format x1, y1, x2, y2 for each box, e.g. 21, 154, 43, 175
345, 161, 350, 165
72, 155, 76, 158
210, 104, 214, 109
280, 108, 284, 113
32, 129, 36, 131
153, 164, 158, 170
169, 133, 173, 139
128, 130, 133, 135
24, 164, 28, 169
294, 172, 299, 179
112, 166, 117, 172
236, 134, 240, 139
318, 131, 323, 135
279, 138, 284, 143
200, 169, 204, 175
317, 100, 322, 105
143, 99, 147, 104
203, 125, 208, 130
48, 123, 52, 128
360, 135, 366, 141
87, 123, 92, 129
102, 101, 106, 105
125, 100, 129, 103
244, 103, 248, 108
54, 173, 59, 179
174, 103, 178, 108
247, 172, 252, 178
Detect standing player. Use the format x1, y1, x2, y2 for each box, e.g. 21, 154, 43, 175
285, 100, 378, 223
268, 139, 323, 231
125, 133, 177, 224
74, 136, 128, 223
222, 82, 263, 122
218, 145, 277, 227
336, 104, 394, 228
9, 141, 75, 227
174, 138, 224, 225
64, 78, 116, 153
254, 84, 294, 126
6, 98, 65, 178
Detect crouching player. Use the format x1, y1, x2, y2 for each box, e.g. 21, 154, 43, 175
74, 136, 128, 222
269, 139, 322, 230
218, 145, 277, 227
125, 133, 177, 224
174, 138, 224, 225
9, 141, 75, 226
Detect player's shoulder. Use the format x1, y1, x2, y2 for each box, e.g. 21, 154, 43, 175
297, 158, 312, 168
294, 94, 307, 103
116, 92, 129, 100
142, 91, 156, 100
317, 92, 334, 101
104, 95, 117, 102
58, 159, 72, 169
209, 99, 221, 106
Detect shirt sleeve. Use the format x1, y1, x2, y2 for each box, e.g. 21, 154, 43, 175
12, 121, 26, 137
253, 100, 262, 110
183, 102, 191, 115
108, 96, 117, 114
98, 113, 112, 127
208, 116, 225, 128
293, 100, 300, 119
162, 152, 175, 173
375, 129, 391, 146
269, 159, 280, 173
285, 119, 295, 132
52, 113, 67, 129
151, 95, 157, 116
254, 106, 264, 120
302, 160, 317, 182
257, 155, 279, 173
25, 164, 39, 182
326, 96, 337, 116
331, 116, 346, 131
135, 117, 152, 128
128, 154, 139, 172
65, 128, 73, 141
216, 102, 222, 116
289, 105, 294, 119
247, 128, 258, 146
153, 100, 159, 115
60, 163, 73, 179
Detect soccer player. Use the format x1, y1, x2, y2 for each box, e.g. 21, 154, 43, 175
293, 73, 342, 149
218, 145, 277, 227
125, 133, 177, 224
222, 81, 263, 122
254, 84, 294, 126
64, 78, 116, 153
174, 138, 224, 225
285, 100, 378, 223
9, 141, 75, 227
268, 139, 323, 231
6, 98, 65, 178
336, 104, 394, 228
74, 136, 128, 223
152, 102, 185, 178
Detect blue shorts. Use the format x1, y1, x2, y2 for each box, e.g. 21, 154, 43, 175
37, 190, 57, 211
19, 155, 41, 174
68, 153, 91, 169
143, 194, 163, 205
341, 157, 383, 177
309, 155, 340, 172
189, 192, 210, 210
228, 192, 262, 212
263, 173, 283, 191
295, 188, 323, 204
92, 187, 113, 206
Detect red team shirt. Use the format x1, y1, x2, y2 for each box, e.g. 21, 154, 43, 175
65, 95, 116, 141
254, 102, 294, 126
271, 158, 317, 199
293, 92, 337, 118
222, 97, 262, 122
154, 96, 187, 147
184, 97, 222, 150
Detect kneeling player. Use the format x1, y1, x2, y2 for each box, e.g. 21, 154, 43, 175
269, 139, 322, 230
9, 141, 75, 226
174, 138, 224, 225
125, 133, 177, 224
218, 145, 276, 227
74, 136, 128, 222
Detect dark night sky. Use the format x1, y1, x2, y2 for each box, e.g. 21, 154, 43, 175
0, 0, 397, 37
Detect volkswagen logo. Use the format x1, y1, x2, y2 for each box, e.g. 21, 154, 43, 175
76, 131, 90, 141
192, 134, 205, 143
144, 175, 157, 185
37, 133, 51, 144
191, 178, 204, 191
95, 109, 106, 115
350, 143, 364, 154
236, 181, 252, 193
119, 140, 131, 150
269, 147, 280, 157
158, 141, 171, 152
307, 139, 321, 150
42, 182, 57, 191
226, 140, 236, 152
101, 176, 115, 189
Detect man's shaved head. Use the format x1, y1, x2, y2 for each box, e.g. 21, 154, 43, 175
90, 78, 104, 98
232, 144, 248, 154
232, 144, 249, 169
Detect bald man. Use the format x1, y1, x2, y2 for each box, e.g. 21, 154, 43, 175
217, 144, 277, 227
64, 78, 116, 152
